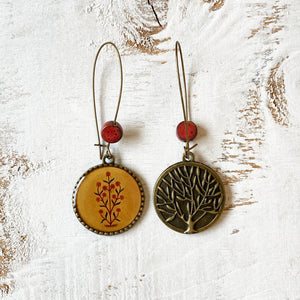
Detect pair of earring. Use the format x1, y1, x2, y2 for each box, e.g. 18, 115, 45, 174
72, 41, 225, 235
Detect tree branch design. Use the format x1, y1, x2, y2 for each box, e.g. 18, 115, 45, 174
94, 172, 124, 227
156, 165, 223, 233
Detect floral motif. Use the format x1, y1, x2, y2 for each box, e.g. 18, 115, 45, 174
94, 172, 125, 226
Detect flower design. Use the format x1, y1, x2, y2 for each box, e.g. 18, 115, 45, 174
94, 171, 125, 226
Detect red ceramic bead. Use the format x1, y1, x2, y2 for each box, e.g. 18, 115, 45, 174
101, 121, 123, 143
176, 121, 197, 142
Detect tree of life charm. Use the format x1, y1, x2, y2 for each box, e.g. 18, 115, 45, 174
73, 164, 144, 235
154, 161, 225, 234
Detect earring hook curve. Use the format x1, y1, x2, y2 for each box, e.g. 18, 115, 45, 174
175, 41, 197, 160
92, 42, 123, 161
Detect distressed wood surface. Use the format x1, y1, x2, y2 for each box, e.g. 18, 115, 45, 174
1, 0, 300, 299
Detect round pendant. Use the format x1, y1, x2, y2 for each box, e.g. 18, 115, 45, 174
154, 161, 225, 234
73, 164, 144, 235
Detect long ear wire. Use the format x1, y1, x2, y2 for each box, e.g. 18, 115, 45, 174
175, 41, 197, 161
92, 42, 123, 161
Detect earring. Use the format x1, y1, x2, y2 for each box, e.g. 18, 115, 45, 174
73, 42, 144, 236
153, 41, 225, 234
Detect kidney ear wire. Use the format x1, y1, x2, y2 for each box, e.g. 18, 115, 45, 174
92, 42, 123, 162
175, 41, 197, 161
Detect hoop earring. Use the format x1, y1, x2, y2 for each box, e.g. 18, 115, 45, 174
73, 42, 144, 236
153, 41, 225, 234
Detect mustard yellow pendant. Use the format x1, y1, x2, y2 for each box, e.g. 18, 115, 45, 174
73, 42, 145, 235
73, 164, 144, 235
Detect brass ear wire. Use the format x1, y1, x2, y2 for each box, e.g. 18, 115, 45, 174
153, 42, 225, 234
175, 41, 197, 161
92, 42, 123, 162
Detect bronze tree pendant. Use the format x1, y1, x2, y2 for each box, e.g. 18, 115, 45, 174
154, 161, 225, 234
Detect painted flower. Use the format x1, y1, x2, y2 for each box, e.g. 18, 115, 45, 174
95, 174, 124, 226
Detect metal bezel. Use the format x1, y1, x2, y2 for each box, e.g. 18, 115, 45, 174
72, 163, 145, 235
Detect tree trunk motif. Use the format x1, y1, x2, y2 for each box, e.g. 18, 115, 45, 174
154, 161, 225, 234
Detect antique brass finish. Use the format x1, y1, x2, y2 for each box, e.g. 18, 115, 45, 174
73, 164, 144, 235
175, 41, 198, 160
154, 161, 225, 234
92, 42, 123, 161
73, 42, 145, 236
152, 41, 225, 233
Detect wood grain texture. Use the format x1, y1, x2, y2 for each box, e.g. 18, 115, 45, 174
1, 0, 300, 299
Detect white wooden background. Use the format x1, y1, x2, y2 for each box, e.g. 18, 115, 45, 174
1, 0, 300, 299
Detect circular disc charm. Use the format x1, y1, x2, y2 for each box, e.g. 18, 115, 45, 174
154, 161, 225, 234
73, 164, 144, 235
